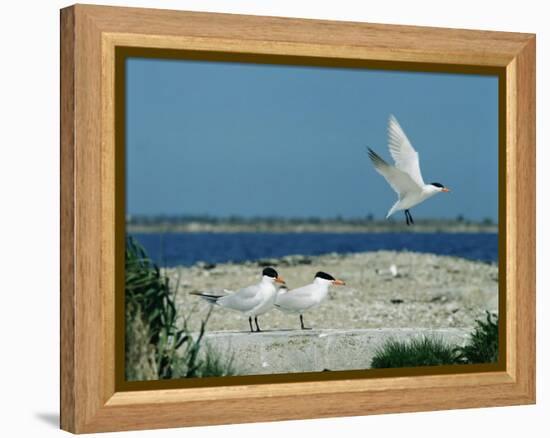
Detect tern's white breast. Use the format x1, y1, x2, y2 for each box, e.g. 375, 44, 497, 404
399, 187, 437, 210
249, 282, 278, 316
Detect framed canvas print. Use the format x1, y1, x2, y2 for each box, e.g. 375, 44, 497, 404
60, 4, 536, 434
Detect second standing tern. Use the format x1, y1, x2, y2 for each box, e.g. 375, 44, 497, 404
275, 272, 345, 330
190, 267, 285, 332
367, 114, 450, 225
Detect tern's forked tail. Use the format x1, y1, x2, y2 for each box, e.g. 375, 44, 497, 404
386, 200, 400, 218
189, 291, 221, 305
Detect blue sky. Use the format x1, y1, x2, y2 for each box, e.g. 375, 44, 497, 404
126, 58, 498, 221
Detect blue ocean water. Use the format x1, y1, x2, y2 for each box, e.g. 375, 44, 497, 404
130, 232, 498, 267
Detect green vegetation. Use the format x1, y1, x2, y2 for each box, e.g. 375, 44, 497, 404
456, 311, 499, 364
125, 236, 235, 380
371, 312, 499, 368
370, 337, 459, 368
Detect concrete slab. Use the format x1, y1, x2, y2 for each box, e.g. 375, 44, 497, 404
199, 328, 471, 376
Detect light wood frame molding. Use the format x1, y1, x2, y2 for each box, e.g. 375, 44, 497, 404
60, 4, 536, 433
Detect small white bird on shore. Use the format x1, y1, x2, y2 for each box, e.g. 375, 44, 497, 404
367, 114, 450, 225
275, 272, 345, 330
376, 263, 399, 278
190, 267, 285, 332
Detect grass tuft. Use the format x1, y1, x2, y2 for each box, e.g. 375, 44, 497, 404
371, 312, 500, 369
125, 236, 235, 380
198, 346, 236, 378
371, 336, 459, 368
456, 311, 499, 364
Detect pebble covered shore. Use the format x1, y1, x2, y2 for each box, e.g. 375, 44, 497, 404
165, 250, 499, 332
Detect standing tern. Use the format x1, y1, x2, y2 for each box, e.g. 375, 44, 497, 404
275, 272, 345, 330
367, 114, 450, 225
190, 267, 285, 332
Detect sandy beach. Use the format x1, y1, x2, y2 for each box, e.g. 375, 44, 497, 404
165, 250, 499, 333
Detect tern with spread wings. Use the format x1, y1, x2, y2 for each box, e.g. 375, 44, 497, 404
367, 115, 450, 225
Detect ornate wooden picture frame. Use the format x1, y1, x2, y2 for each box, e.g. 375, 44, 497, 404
60, 4, 535, 433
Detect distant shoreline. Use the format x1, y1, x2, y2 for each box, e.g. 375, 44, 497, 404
127, 220, 497, 234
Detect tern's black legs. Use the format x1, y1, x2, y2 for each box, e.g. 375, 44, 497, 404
300, 314, 312, 330
404, 209, 414, 226
248, 316, 262, 332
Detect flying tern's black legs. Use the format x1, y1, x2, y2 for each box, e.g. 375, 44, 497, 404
300, 314, 312, 330
405, 209, 414, 226
254, 316, 262, 332
248, 316, 254, 332
408, 210, 415, 225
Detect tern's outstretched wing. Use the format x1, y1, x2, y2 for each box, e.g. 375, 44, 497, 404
367, 148, 420, 197
387, 115, 425, 187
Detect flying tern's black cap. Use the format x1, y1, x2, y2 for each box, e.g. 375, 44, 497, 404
262, 267, 279, 278
430, 182, 445, 188
315, 271, 335, 281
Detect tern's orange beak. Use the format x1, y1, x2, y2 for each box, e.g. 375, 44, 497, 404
332, 279, 346, 286
275, 276, 286, 285
442, 187, 450, 193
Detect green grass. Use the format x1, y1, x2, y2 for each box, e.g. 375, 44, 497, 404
198, 346, 236, 378
125, 236, 235, 380
371, 312, 499, 369
456, 311, 499, 364
371, 337, 460, 368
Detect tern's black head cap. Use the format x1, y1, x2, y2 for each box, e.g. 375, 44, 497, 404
430, 182, 445, 188
262, 267, 278, 278
315, 271, 335, 281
